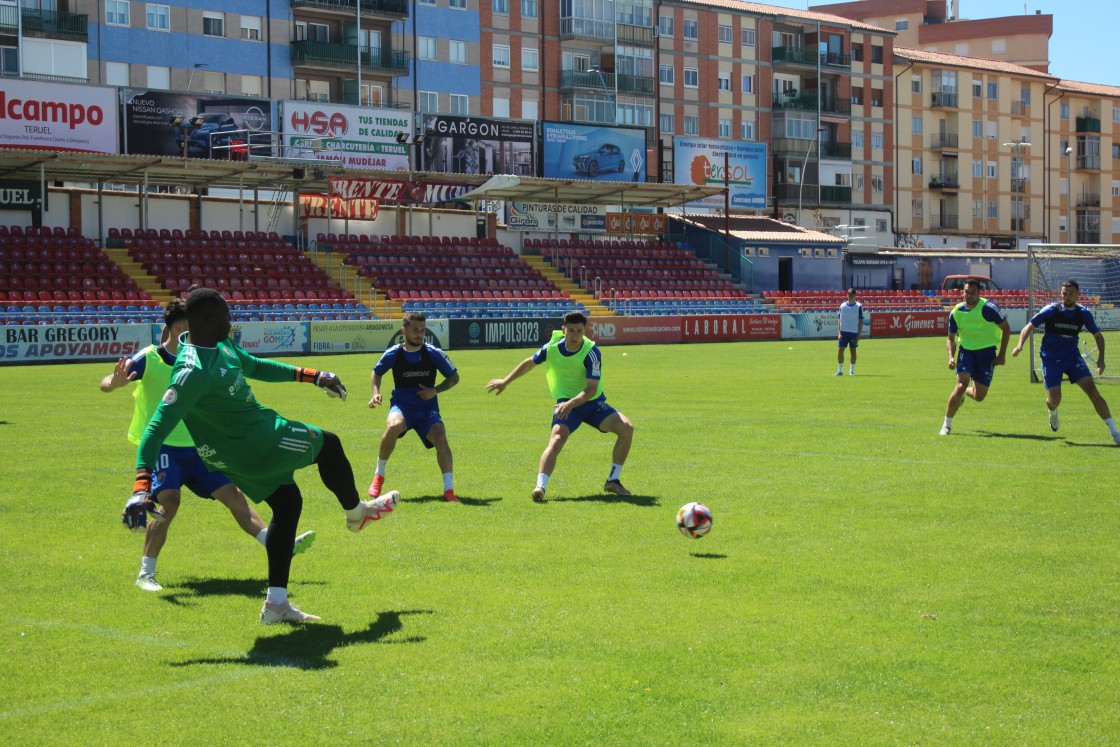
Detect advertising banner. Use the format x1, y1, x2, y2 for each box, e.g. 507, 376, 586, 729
0, 179, 46, 211
0, 323, 149, 363
673, 137, 767, 210
282, 101, 410, 170
230, 321, 310, 355
587, 316, 683, 345
449, 318, 561, 349
605, 212, 667, 235
123, 91, 276, 159
420, 114, 535, 176
298, 193, 379, 220
682, 314, 782, 342
541, 122, 647, 182
326, 176, 473, 205
507, 201, 607, 233
781, 312, 840, 340
0, 78, 118, 153
869, 311, 947, 338
310, 319, 448, 353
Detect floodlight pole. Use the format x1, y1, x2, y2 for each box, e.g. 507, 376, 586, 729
1003, 140, 1030, 250
798, 126, 827, 226
1065, 145, 1073, 242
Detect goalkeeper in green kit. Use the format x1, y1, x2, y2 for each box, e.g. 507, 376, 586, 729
127, 287, 400, 624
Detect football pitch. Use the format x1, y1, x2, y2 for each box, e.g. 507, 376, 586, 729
1, 337, 1118, 745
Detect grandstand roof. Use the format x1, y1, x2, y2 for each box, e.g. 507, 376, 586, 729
673, 215, 846, 244
458, 174, 727, 209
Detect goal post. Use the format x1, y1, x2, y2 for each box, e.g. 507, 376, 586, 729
1026, 243, 1120, 383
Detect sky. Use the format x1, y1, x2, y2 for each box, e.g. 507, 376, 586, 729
768, 1, 1119, 86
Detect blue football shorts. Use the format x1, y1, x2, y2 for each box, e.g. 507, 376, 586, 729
551, 394, 618, 434
389, 404, 443, 449
1041, 355, 1093, 390
151, 444, 233, 500
838, 331, 860, 349
956, 347, 997, 387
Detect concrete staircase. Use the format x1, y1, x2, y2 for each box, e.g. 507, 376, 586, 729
102, 248, 172, 305
523, 256, 611, 317
306, 251, 400, 319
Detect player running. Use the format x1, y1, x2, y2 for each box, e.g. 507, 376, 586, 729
368, 313, 461, 502
127, 288, 398, 624
1011, 279, 1120, 443
940, 278, 1012, 436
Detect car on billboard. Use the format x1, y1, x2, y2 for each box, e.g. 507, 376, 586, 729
175, 113, 239, 157
572, 143, 626, 177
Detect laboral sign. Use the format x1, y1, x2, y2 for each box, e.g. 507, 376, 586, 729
0, 78, 118, 153
673, 137, 767, 210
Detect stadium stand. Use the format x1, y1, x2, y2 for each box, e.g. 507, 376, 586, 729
762, 289, 944, 312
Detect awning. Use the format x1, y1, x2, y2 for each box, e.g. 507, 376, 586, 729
456, 174, 727, 208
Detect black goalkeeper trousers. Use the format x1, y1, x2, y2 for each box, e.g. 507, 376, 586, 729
262, 430, 358, 589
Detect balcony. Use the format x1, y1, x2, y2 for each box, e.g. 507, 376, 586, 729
771, 46, 820, 67
1077, 230, 1100, 244
3, 7, 89, 42
929, 133, 959, 149
820, 185, 852, 203
559, 16, 614, 41
774, 183, 816, 202
1076, 155, 1101, 170
820, 141, 852, 159
1010, 177, 1028, 193
1010, 100, 1030, 117
772, 137, 814, 157
929, 173, 960, 190
561, 69, 613, 93
290, 41, 410, 75
291, 0, 409, 19
1076, 116, 1101, 133
616, 23, 655, 47
932, 214, 959, 229
0, 70, 89, 85
823, 52, 851, 68
1076, 193, 1102, 207
930, 91, 958, 108
617, 73, 654, 96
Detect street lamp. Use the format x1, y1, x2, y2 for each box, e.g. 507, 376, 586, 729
169, 115, 205, 159
186, 63, 207, 91
798, 126, 828, 226
1002, 140, 1031, 249
1065, 145, 1073, 242
588, 65, 616, 124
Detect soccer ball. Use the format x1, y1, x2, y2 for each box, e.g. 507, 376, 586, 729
676, 502, 712, 538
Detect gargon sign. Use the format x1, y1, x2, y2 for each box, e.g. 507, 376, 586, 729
870, 311, 947, 338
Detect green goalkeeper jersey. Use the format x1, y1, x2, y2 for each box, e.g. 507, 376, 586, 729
136, 335, 324, 501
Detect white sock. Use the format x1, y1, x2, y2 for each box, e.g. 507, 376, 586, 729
442, 472, 453, 491
266, 586, 288, 605
536, 473, 550, 490
345, 503, 365, 520
850, 364, 856, 374
1106, 417, 1119, 433
140, 556, 156, 576
943, 416, 953, 428
836, 364, 843, 373
376, 458, 388, 477
608, 463, 623, 481
256, 528, 268, 547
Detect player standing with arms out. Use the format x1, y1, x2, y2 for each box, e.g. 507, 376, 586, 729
1011, 279, 1120, 443
128, 288, 399, 624
835, 288, 864, 376
102, 298, 314, 592
485, 311, 634, 502
368, 313, 461, 502
940, 278, 1012, 435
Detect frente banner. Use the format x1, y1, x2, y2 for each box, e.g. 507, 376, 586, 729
326, 176, 474, 205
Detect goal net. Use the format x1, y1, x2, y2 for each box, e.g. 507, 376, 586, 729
1026, 243, 1120, 383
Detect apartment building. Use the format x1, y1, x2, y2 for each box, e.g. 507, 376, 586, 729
1051, 80, 1120, 245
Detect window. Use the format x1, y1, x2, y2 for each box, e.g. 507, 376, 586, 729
418, 37, 437, 61
741, 74, 754, 94
852, 131, 863, 148
419, 91, 438, 112
987, 162, 997, 178
986, 122, 997, 139
851, 44, 862, 62
717, 72, 730, 91
850, 87, 863, 105
203, 11, 224, 37
522, 100, 538, 120
912, 116, 923, 134
659, 15, 673, 37
201, 71, 223, 94
871, 133, 883, 150
684, 67, 698, 88
684, 115, 699, 135
987, 82, 998, 99
871, 45, 883, 64
449, 40, 466, 64
718, 118, 731, 138
241, 16, 262, 41
493, 97, 509, 118
450, 93, 469, 115
912, 198, 923, 216
912, 158, 922, 175
659, 65, 673, 85
972, 160, 983, 177
992, 39, 1006, 53
741, 120, 755, 140
522, 0, 538, 18
972, 80, 983, 98
106, 0, 129, 26
659, 113, 674, 133
911, 75, 921, 94
1061, 102, 1069, 119
105, 61, 129, 86
493, 45, 510, 68
852, 174, 864, 191
718, 25, 732, 44
418, 0, 435, 4
522, 48, 539, 71
450, 0, 466, 7
241, 74, 262, 97
683, 19, 698, 40
871, 174, 883, 192
307, 23, 329, 42
973, 200, 983, 218
741, 28, 756, 47
870, 89, 883, 107
146, 65, 170, 90
955, 43, 969, 55
876, 219, 887, 232
988, 201, 998, 218
493, 0, 509, 14
972, 120, 983, 138
146, 4, 169, 31
895, 19, 908, 30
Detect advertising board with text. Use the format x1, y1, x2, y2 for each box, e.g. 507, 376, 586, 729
587, 316, 683, 345
420, 114, 535, 176
310, 319, 448, 353
781, 312, 839, 339
605, 212, 667, 235
448, 318, 560, 349
541, 122, 647, 182
507, 201, 608, 233
230, 321, 310, 355
869, 311, 946, 338
682, 314, 782, 342
673, 137, 766, 210
282, 101, 410, 170
0, 323, 149, 363
123, 91, 276, 159
0, 78, 119, 154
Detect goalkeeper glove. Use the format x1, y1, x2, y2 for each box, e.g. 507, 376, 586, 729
297, 367, 348, 400
122, 470, 164, 531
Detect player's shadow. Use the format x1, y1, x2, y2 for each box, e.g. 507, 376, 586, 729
972, 430, 1062, 442
173, 609, 433, 670
160, 577, 326, 607
407, 494, 502, 507
552, 493, 660, 507
1061, 440, 1120, 448
690, 552, 727, 559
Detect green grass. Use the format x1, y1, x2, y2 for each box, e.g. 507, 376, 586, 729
1, 337, 1119, 745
